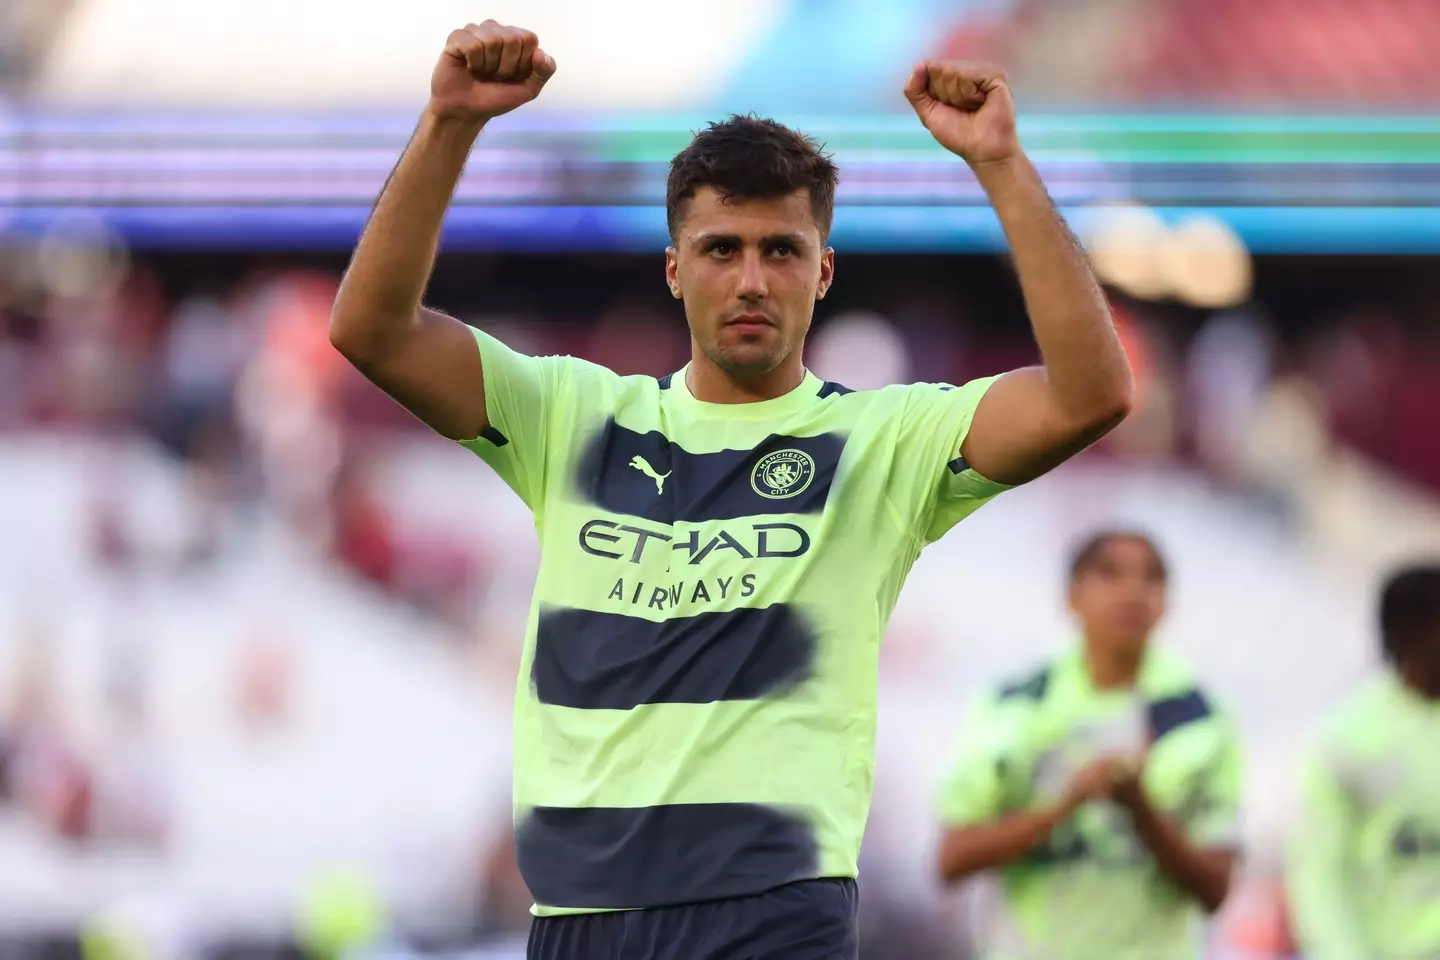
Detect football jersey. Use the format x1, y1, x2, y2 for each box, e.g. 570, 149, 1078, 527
1286, 673, 1440, 960
458, 326, 1009, 915
937, 645, 1243, 960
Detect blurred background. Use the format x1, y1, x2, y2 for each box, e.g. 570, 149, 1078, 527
1, 0, 1438, 958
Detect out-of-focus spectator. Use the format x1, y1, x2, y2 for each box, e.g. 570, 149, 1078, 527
87, 640, 171, 848
6, 628, 93, 842
1236, 373, 1330, 522
234, 632, 297, 733
235, 272, 348, 544
1186, 308, 1275, 483
474, 824, 534, 940
1101, 302, 1178, 461
584, 297, 689, 378
810, 310, 911, 390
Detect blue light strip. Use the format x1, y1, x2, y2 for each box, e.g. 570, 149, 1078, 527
7, 205, 1438, 254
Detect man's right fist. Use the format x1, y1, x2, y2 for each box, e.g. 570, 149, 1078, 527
430, 21, 556, 125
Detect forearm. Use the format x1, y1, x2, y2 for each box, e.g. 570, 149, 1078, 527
972, 153, 1131, 424
331, 112, 483, 362
1125, 794, 1233, 912
938, 802, 1071, 883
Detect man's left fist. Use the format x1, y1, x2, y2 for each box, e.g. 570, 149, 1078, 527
904, 60, 1019, 166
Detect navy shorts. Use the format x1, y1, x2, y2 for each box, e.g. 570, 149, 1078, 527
525, 878, 859, 960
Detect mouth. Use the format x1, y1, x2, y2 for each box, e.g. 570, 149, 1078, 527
1115, 605, 1153, 629
724, 313, 775, 335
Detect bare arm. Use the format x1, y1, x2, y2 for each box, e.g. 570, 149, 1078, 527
962, 154, 1132, 484
331, 115, 488, 439
938, 756, 1114, 885
938, 801, 1074, 883
906, 62, 1132, 486
329, 22, 555, 440
1115, 775, 1236, 912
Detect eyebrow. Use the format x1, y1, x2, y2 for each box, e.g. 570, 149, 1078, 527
693, 232, 809, 248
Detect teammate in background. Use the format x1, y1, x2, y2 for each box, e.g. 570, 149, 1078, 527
936, 532, 1242, 960
330, 20, 1132, 960
1286, 563, 1440, 960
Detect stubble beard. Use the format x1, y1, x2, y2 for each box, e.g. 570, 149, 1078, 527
701, 336, 790, 377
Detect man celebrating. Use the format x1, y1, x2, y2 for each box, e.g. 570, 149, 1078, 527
330, 20, 1132, 960
935, 532, 1241, 960
1287, 564, 1440, 960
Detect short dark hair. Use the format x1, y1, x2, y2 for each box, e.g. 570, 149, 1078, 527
1069, 530, 1168, 583
665, 114, 839, 243
1380, 564, 1440, 663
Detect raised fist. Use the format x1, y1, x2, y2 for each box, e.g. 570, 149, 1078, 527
430, 21, 556, 125
904, 60, 1018, 166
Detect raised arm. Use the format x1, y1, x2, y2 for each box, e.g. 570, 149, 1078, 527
905, 62, 1133, 486
330, 22, 556, 440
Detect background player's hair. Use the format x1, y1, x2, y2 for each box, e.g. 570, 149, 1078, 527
1068, 529, 1168, 583
665, 114, 839, 243
1379, 563, 1440, 663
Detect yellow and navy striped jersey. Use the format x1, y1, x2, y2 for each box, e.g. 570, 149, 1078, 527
459, 326, 1009, 915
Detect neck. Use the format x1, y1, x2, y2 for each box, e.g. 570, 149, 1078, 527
1084, 638, 1145, 690
1399, 660, 1440, 701
686, 348, 806, 404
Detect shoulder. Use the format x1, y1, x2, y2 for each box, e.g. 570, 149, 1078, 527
815, 378, 999, 421
545, 351, 622, 385
993, 660, 1055, 704
469, 325, 616, 388
1310, 675, 1392, 757
1142, 654, 1233, 738
886, 377, 1009, 425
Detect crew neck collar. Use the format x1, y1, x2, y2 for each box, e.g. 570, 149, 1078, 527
1058, 639, 1181, 698
668, 363, 823, 420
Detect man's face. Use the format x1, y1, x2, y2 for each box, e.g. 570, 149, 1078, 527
1069, 537, 1168, 657
1401, 626, 1440, 693
665, 187, 834, 377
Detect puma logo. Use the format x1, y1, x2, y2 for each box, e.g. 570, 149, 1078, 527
629, 455, 671, 495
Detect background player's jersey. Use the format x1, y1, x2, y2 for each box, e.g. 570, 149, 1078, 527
938, 646, 1243, 960
1286, 673, 1440, 960
459, 327, 1009, 915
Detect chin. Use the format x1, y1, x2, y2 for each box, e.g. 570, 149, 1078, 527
710, 345, 786, 377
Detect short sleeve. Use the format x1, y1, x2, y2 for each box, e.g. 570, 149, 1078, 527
937, 694, 1019, 828
456, 326, 561, 511
892, 377, 1013, 544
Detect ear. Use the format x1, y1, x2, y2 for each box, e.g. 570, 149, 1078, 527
816, 247, 836, 300
664, 247, 682, 299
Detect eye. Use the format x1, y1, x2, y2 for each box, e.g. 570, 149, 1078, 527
708, 240, 738, 258
767, 242, 795, 258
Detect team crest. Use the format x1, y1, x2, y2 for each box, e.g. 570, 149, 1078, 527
751, 449, 816, 500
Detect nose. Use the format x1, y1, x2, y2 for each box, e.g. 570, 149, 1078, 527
736, 248, 768, 302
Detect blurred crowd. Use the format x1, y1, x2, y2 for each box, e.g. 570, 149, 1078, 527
4, 226, 1440, 552
0, 223, 1437, 958
0, 0, 1434, 956
943, 0, 1440, 106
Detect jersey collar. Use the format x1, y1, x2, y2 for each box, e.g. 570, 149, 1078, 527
667, 363, 824, 420
1055, 639, 1188, 699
